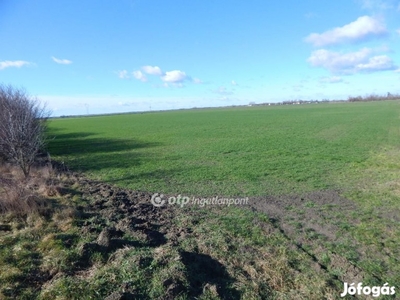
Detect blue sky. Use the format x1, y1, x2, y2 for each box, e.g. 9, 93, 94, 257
1, 0, 400, 116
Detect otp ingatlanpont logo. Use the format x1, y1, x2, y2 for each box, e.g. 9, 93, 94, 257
150, 193, 166, 207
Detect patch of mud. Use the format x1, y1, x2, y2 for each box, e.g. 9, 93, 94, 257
75, 178, 177, 253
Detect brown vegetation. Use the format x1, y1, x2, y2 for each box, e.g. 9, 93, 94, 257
0, 162, 60, 218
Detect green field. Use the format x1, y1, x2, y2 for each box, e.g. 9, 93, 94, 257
48, 101, 400, 197
42, 100, 400, 298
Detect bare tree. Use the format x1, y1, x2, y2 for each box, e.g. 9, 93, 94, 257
0, 85, 50, 177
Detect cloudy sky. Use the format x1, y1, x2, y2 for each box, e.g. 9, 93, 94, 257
1, 0, 400, 116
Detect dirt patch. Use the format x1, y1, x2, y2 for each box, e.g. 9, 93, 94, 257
248, 191, 372, 285
72, 179, 177, 264
249, 190, 358, 241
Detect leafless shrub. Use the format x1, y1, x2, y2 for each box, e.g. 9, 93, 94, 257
0, 84, 50, 177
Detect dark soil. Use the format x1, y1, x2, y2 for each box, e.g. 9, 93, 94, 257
70, 174, 176, 253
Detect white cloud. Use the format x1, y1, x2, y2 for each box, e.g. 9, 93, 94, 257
142, 65, 163, 75
231, 80, 238, 86
121, 66, 198, 86
133, 70, 147, 82
305, 16, 387, 46
0, 60, 31, 70
51, 56, 72, 65
308, 48, 397, 74
356, 55, 395, 71
308, 48, 371, 71
117, 70, 130, 79
397, 29, 400, 35
161, 70, 187, 83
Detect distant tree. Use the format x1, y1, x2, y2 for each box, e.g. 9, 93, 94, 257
0, 85, 50, 177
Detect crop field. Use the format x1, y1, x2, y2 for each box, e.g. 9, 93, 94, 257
2, 100, 399, 299
48, 101, 400, 196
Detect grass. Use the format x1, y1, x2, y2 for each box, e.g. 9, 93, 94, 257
47, 101, 400, 197
1, 100, 400, 299
0, 209, 80, 299
45, 101, 400, 298
0, 166, 341, 299
36, 204, 340, 299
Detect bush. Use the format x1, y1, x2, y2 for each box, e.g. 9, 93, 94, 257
0, 84, 50, 177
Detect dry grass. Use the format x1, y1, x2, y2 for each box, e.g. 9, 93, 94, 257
0, 162, 64, 218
